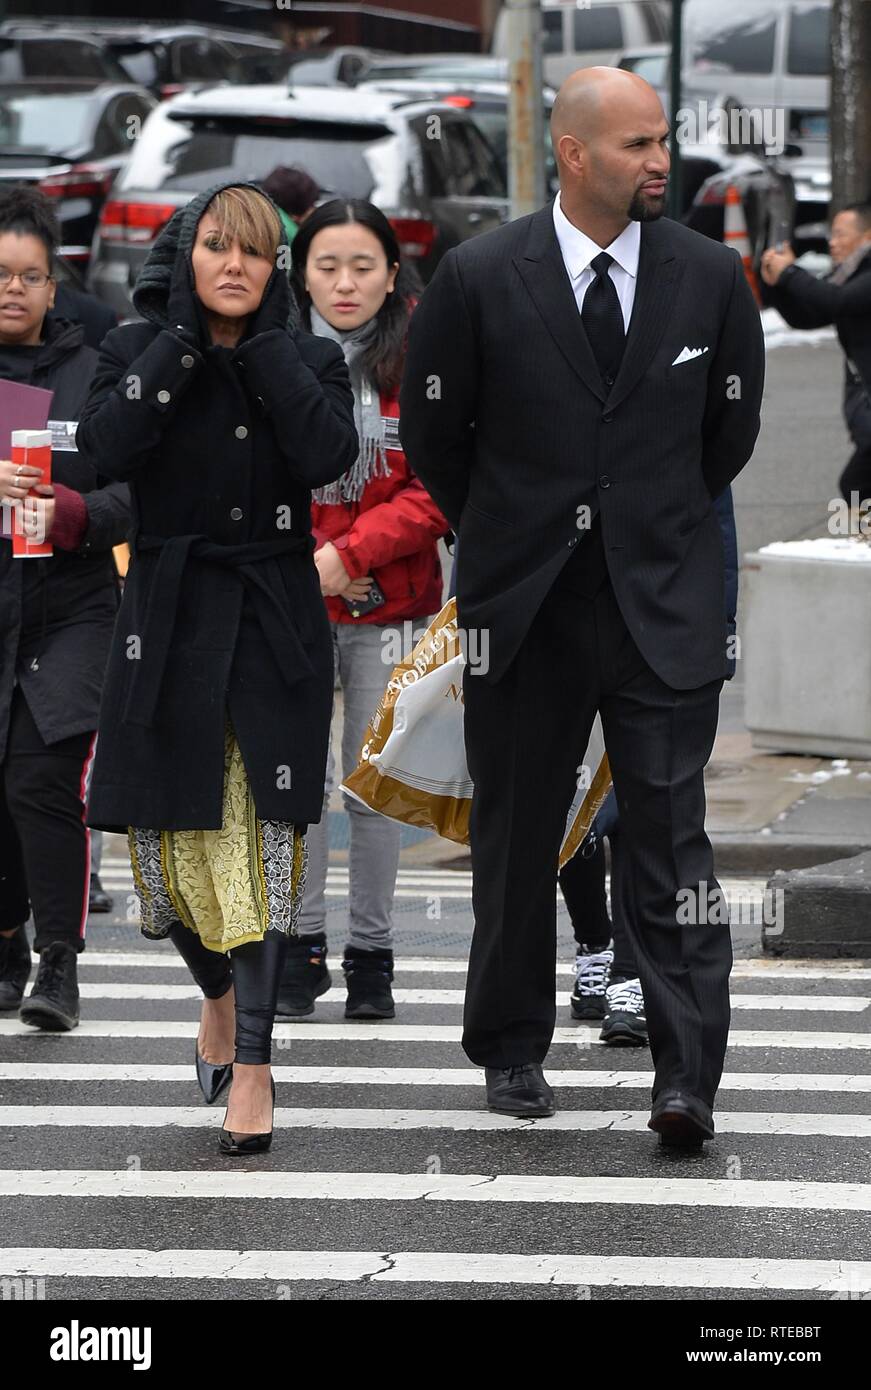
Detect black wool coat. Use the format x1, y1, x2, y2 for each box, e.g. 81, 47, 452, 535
75, 181, 358, 832
0, 317, 130, 761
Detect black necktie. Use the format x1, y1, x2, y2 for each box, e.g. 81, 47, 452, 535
581, 251, 625, 390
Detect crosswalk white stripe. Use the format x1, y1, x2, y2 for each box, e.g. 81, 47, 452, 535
2, 1106, 869, 1136
4, 1169, 871, 1209
2, 1247, 868, 1291
2, 1018, 869, 1047
53, 983, 870, 1010
2, 1063, 869, 1090
72, 952, 871, 981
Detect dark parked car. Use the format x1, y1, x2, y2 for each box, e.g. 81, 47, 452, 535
0, 21, 130, 82
73, 22, 292, 100
0, 80, 155, 266
87, 83, 509, 317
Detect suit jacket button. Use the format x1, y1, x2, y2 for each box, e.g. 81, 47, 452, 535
599, 475, 611, 488
230, 507, 243, 521
181, 354, 195, 368
235, 425, 248, 440
602, 411, 613, 422
157, 389, 171, 404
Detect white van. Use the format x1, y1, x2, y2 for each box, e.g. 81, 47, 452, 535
683, 0, 829, 139
491, 1, 671, 89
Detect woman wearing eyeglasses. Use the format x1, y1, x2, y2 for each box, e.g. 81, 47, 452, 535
0, 186, 130, 1029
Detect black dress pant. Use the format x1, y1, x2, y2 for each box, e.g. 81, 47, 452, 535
461, 519, 730, 1108
0, 685, 95, 953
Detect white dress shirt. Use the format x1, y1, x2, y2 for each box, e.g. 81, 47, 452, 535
552, 192, 641, 332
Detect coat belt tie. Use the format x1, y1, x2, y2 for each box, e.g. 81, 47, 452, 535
121, 532, 315, 729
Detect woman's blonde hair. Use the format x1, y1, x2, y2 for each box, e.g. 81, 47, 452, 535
203, 185, 281, 261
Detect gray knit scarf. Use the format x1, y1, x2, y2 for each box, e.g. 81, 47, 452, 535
309, 305, 391, 505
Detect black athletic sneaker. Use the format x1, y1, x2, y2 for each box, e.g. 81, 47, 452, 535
275, 934, 331, 1018
0, 925, 32, 1011
19, 941, 80, 1032
600, 977, 648, 1047
570, 943, 614, 1020
343, 946, 395, 1019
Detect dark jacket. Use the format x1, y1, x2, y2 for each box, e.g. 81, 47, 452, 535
51, 284, 118, 352
75, 180, 358, 832
0, 316, 130, 760
400, 206, 764, 690
766, 253, 871, 445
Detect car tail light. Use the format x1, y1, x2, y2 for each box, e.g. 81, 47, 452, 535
387, 216, 436, 259
99, 200, 178, 245
695, 178, 731, 206
38, 164, 115, 199
442, 95, 474, 108
160, 84, 186, 100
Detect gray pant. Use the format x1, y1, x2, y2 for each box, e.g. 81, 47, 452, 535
298, 618, 429, 950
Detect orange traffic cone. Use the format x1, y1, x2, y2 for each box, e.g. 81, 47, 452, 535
723, 184, 761, 305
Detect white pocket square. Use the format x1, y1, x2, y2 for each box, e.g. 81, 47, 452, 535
672, 345, 710, 365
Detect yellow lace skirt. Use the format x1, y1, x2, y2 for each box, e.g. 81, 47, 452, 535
128, 721, 308, 954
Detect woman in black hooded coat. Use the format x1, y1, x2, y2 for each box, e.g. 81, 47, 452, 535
75, 181, 357, 1154
0, 186, 130, 1032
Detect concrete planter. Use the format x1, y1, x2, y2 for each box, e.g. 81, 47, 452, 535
744, 539, 871, 758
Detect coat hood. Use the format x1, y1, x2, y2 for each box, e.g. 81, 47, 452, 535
132, 179, 298, 334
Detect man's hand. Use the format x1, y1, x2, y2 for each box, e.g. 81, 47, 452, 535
314, 541, 373, 599
760, 246, 796, 285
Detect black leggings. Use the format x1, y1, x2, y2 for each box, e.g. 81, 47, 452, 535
168, 921, 288, 1065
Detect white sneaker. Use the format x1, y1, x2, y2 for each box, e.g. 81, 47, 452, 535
570, 943, 614, 1020
600, 977, 648, 1047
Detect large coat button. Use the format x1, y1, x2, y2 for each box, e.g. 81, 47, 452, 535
181, 355, 195, 368
235, 425, 248, 439
230, 507, 243, 521
157, 390, 171, 403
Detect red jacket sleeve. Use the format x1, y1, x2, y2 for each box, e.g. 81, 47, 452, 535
338, 473, 449, 579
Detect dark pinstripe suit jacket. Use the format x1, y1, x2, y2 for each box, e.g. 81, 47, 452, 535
399, 202, 764, 690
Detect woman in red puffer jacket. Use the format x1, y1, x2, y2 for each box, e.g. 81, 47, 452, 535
280, 197, 449, 1021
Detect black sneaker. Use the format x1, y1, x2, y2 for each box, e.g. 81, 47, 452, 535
275, 934, 331, 1018
570, 943, 614, 1020
19, 941, 80, 1032
88, 873, 113, 914
600, 977, 648, 1047
343, 946, 395, 1019
0, 925, 32, 1011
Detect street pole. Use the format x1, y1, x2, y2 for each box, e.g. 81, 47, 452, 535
505, 0, 546, 220
667, 0, 684, 220
830, 0, 871, 209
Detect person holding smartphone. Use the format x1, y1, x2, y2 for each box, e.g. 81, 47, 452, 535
281, 199, 448, 1020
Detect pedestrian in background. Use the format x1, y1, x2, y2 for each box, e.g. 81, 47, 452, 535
762, 205, 871, 508
280, 198, 447, 1021
0, 186, 130, 1028
261, 165, 320, 248
76, 180, 357, 1155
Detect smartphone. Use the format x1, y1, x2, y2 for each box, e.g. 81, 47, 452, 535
341, 579, 386, 618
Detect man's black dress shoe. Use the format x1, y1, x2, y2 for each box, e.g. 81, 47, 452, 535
485, 1063, 556, 1117
194, 1043, 233, 1105
648, 1089, 715, 1148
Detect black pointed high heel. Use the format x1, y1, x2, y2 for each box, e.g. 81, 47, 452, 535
194, 1043, 233, 1105
219, 1076, 275, 1156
